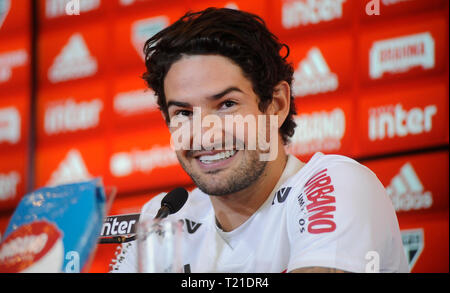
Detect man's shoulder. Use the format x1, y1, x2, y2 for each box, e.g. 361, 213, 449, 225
287, 153, 371, 187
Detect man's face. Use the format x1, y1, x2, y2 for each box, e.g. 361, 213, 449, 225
164, 54, 276, 196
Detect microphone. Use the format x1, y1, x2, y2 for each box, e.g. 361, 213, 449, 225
154, 187, 189, 219
98, 187, 188, 244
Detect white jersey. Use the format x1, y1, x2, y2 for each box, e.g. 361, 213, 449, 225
111, 153, 409, 273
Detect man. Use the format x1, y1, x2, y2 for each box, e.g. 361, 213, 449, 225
112, 8, 408, 273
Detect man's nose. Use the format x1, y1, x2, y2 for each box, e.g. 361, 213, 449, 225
192, 116, 225, 150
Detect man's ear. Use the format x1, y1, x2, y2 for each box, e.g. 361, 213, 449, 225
268, 81, 291, 129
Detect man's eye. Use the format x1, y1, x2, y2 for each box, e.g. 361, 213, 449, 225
174, 110, 192, 117
221, 100, 236, 109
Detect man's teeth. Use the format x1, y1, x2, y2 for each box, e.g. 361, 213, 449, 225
199, 150, 236, 163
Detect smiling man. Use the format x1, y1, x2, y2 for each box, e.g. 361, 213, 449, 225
111, 8, 408, 273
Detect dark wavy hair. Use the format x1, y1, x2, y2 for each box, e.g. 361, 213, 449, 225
142, 7, 296, 144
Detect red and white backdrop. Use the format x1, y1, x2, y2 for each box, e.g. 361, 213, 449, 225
0, 0, 448, 272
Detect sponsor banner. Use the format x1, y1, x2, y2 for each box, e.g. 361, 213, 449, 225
113, 6, 185, 71
359, 0, 446, 20
38, 0, 108, 29
0, 93, 29, 150
36, 80, 108, 144
0, 149, 27, 212
0, 35, 30, 91
191, 0, 268, 19
106, 127, 193, 195
111, 72, 165, 130
360, 16, 448, 84
268, 0, 352, 36
287, 95, 354, 161
362, 150, 449, 214
100, 213, 140, 237
38, 22, 107, 87
289, 33, 353, 98
34, 138, 107, 189
398, 212, 448, 273
357, 82, 449, 157
0, 0, 30, 37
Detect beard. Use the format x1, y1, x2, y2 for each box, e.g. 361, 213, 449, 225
176, 149, 267, 196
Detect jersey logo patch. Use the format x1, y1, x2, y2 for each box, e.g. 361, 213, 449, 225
184, 219, 202, 234
272, 187, 292, 205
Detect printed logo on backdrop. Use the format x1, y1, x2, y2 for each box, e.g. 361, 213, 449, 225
386, 162, 432, 212
287, 108, 345, 156
0, 171, 20, 201
131, 16, 169, 61
114, 89, 158, 117
118, 0, 151, 6
48, 33, 98, 83
401, 229, 424, 271
46, 0, 100, 18
0, 49, 28, 83
224, 2, 239, 9
0, 106, 21, 144
44, 98, 103, 135
282, 0, 346, 29
365, 0, 380, 16
370, 32, 435, 80
0, 0, 10, 29
368, 103, 437, 141
65, 0, 80, 16
292, 47, 338, 97
366, 0, 419, 16
47, 149, 93, 187
110, 145, 178, 177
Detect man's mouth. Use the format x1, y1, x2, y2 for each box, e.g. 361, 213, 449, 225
197, 150, 237, 164
191, 149, 239, 171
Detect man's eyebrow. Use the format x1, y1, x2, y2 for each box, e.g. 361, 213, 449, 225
167, 101, 191, 109
167, 87, 244, 109
210, 87, 243, 100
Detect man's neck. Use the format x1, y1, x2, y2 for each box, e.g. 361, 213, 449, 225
209, 148, 289, 232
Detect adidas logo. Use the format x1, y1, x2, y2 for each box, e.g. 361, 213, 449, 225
386, 162, 433, 212
292, 47, 338, 97
0, 171, 20, 201
0, 49, 28, 83
401, 229, 424, 272
48, 33, 98, 83
0, 0, 10, 29
131, 16, 169, 61
46, 149, 93, 186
